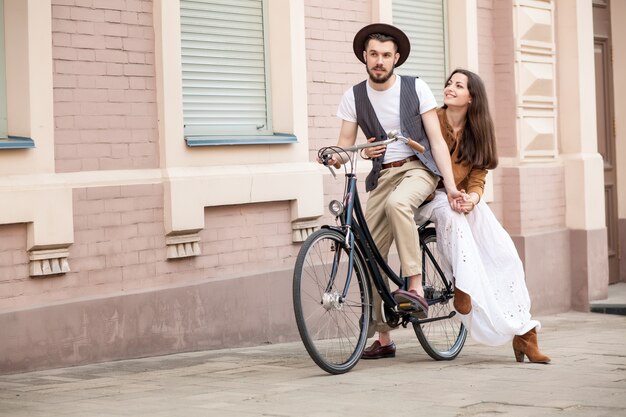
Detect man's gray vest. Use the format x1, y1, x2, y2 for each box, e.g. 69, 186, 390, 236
354, 75, 441, 192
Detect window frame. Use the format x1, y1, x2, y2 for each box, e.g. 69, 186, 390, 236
0, 0, 52, 159
0, 0, 35, 150
180, 0, 296, 147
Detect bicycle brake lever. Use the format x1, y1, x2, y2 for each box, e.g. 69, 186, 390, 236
320, 152, 338, 178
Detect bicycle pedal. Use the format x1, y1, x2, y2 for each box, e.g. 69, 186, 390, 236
398, 302, 416, 311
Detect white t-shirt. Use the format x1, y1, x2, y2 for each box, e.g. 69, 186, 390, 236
336, 76, 438, 164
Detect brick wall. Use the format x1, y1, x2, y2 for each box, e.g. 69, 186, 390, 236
0, 183, 297, 310
477, 0, 496, 109
518, 166, 566, 234
502, 165, 566, 236
477, 0, 528, 227
0, 224, 28, 311
491, 0, 517, 159
476, 0, 504, 221
305, 0, 370, 157
199, 203, 299, 279
70, 184, 165, 297
52, 0, 159, 173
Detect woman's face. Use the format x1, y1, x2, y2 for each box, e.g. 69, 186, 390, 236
443, 72, 471, 108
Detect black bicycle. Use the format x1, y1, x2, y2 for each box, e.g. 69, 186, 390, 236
293, 131, 467, 374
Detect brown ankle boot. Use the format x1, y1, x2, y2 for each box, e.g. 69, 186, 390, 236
453, 288, 472, 314
512, 327, 551, 364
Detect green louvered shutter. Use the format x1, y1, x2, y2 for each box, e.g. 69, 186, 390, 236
393, 0, 447, 104
180, 0, 272, 138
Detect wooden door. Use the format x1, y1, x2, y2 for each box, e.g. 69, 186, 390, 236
593, 0, 619, 284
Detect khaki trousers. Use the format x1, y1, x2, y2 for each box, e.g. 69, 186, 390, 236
365, 159, 438, 333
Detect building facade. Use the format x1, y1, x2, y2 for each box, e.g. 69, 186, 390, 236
0, 0, 623, 373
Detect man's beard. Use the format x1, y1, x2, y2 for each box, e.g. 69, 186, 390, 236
367, 65, 394, 84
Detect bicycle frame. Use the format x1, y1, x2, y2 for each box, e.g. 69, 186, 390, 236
292, 138, 467, 374
325, 172, 401, 309
320, 140, 454, 321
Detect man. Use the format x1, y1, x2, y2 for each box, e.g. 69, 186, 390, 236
325, 23, 463, 359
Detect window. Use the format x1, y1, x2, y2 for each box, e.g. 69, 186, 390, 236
393, 0, 448, 104
0, 0, 35, 150
180, 0, 283, 145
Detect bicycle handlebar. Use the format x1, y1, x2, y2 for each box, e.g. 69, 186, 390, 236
320, 130, 426, 170
388, 130, 426, 154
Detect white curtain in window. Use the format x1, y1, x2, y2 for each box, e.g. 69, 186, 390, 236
393, 0, 447, 105
180, 0, 270, 137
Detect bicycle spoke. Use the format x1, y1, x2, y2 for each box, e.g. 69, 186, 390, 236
293, 230, 370, 374
414, 228, 467, 360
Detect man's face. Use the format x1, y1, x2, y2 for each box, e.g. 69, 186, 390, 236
364, 39, 399, 84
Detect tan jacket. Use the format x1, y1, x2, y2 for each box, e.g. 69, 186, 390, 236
437, 107, 487, 200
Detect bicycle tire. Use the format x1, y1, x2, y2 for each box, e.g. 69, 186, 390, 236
414, 227, 467, 360
293, 229, 371, 374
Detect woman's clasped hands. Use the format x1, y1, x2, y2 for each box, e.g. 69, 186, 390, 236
451, 189, 476, 214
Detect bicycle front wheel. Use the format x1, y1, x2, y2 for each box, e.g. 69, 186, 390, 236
293, 229, 371, 374
414, 227, 467, 360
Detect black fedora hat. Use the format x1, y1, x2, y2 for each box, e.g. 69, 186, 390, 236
352, 23, 411, 67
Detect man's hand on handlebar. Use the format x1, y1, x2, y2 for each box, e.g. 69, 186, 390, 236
317, 152, 342, 169
362, 137, 386, 159
317, 131, 424, 172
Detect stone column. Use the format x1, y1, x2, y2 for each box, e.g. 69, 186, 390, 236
556, 0, 608, 307
500, 0, 572, 313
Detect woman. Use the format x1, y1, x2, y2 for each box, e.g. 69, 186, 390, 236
416, 69, 550, 363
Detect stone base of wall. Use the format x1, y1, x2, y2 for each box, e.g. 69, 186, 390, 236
571, 227, 609, 306
2, 227, 609, 374
511, 228, 572, 315
0, 268, 299, 374
511, 227, 609, 315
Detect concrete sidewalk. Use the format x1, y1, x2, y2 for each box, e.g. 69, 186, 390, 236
1, 310, 625, 417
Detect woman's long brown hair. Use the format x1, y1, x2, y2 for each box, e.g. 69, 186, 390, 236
443, 69, 498, 170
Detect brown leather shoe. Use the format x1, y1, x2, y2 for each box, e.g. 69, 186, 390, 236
393, 289, 428, 319
361, 340, 396, 359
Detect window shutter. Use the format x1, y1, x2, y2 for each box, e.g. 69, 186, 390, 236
180, 0, 271, 137
393, 0, 447, 104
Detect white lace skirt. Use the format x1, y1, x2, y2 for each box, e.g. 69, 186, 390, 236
415, 191, 540, 346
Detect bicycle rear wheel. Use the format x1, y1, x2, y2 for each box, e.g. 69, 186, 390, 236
414, 227, 467, 360
293, 229, 371, 374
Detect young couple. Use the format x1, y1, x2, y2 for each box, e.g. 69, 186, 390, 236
323, 23, 550, 364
